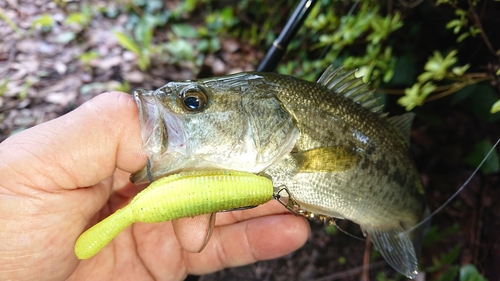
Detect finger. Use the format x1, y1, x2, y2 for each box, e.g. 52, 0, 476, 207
0, 92, 147, 192
185, 213, 310, 275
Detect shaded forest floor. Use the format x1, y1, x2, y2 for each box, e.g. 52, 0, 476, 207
1, 1, 499, 280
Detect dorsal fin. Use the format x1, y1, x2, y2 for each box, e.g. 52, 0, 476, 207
387, 113, 415, 144
317, 65, 383, 114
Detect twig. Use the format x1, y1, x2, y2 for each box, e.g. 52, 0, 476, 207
466, 0, 497, 56
397, 0, 425, 9
0, 7, 25, 37
424, 76, 491, 102
375, 88, 405, 95
376, 73, 491, 96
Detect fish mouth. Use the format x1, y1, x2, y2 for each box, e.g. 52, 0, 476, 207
133, 89, 168, 157
131, 89, 186, 183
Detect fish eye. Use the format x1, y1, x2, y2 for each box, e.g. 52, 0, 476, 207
180, 86, 208, 112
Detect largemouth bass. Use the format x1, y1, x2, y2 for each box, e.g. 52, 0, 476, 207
130, 66, 427, 278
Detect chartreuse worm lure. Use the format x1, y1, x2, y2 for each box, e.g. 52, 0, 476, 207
74, 170, 273, 259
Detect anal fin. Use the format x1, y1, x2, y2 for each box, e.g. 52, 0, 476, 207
172, 213, 216, 253
362, 224, 418, 279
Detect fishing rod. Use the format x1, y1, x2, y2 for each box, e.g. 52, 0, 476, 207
256, 0, 318, 72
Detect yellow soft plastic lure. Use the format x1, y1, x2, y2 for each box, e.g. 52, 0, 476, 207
74, 170, 273, 259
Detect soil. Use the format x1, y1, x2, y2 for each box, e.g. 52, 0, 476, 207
1, 1, 499, 280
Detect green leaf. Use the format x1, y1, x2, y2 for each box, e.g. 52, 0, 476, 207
464, 139, 500, 174
420, 50, 459, 81
398, 82, 437, 111
455, 9, 467, 17
418, 71, 435, 83
164, 39, 195, 62
209, 37, 221, 52
446, 19, 462, 32
183, 0, 197, 13
172, 24, 199, 39
137, 53, 150, 71
220, 6, 236, 24
460, 264, 487, 281
357, 65, 373, 83
143, 27, 153, 49
452, 64, 470, 76
0, 78, 9, 97
197, 39, 209, 53
32, 14, 54, 31
78, 50, 99, 64
65, 12, 90, 27
134, 16, 155, 49
470, 26, 481, 36
491, 99, 500, 114
457, 32, 470, 42
114, 31, 141, 55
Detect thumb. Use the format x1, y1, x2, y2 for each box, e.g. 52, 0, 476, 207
1, 91, 147, 191
3, 91, 148, 218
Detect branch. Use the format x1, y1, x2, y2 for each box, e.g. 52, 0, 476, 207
466, 0, 497, 56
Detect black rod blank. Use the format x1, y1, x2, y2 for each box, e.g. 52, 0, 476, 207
256, 0, 318, 72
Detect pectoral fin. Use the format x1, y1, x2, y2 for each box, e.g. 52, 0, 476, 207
362, 224, 418, 278
294, 146, 358, 173
172, 213, 216, 253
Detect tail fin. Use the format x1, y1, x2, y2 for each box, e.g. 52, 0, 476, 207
362, 224, 418, 278
74, 207, 134, 259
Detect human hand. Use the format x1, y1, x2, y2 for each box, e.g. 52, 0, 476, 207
0, 92, 310, 281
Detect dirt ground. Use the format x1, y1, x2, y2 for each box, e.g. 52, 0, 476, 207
1, 1, 499, 280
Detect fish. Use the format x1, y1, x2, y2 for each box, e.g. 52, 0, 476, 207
130, 65, 427, 278
74, 170, 273, 259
